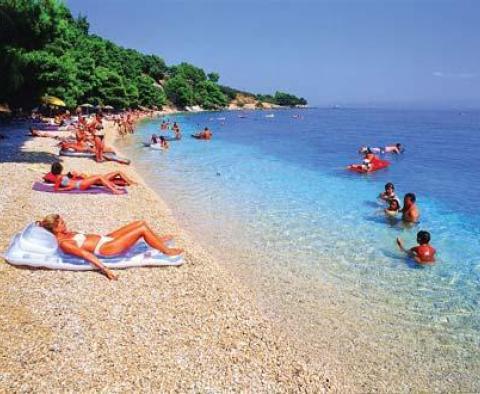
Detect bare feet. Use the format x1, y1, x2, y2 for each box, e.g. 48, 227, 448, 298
165, 248, 183, 256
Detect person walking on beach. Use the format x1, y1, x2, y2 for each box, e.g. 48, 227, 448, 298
401, 193, 420, 223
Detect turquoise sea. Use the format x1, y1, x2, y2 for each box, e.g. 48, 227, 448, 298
117, 108, 480, 390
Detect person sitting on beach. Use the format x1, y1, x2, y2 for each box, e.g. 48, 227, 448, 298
384, 198, 400, 217
37, 215, 183, 280
44, 162, 135, 186
401, 193, 420, 223
396, 230, 436, 264
379, 182, 397, 202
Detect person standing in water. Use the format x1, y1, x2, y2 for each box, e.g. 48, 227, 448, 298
401, 193, 420, 223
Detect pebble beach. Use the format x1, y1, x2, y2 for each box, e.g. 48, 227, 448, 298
0, 119, 331, 392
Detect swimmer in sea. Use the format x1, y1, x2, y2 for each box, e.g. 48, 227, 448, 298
379, 182, 397, 202
396, 230, 436, 264
151, 134, 159, 144
384, 198, 400, 217
359, 143, 403, 155
359, 146, 382, 155
159, 136, 169, 149
401, 193, 420, 223
384, 143, 403, 154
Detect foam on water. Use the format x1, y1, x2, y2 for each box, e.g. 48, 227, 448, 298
117, 108, 480, 390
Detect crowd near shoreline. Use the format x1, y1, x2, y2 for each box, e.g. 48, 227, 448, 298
0, 109, 331, 392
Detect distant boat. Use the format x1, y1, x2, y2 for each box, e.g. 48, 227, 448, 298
265, 114, 274, 118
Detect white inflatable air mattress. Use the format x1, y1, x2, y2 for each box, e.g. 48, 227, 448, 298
2, 224, 183, 270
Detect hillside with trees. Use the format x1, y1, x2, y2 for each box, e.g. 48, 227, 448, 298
0, 0, 307, 110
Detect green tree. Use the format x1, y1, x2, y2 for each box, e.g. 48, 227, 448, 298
136, 74, 166, 107
164, 75, 194, 108
207, 72, 219, 83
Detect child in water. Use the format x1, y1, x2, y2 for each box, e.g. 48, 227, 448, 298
379, 182, 397, 202
385, 198, 400, 217
396, 231, 436, 265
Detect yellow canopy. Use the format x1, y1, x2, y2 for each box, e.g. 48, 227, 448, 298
41, 96, 66, 107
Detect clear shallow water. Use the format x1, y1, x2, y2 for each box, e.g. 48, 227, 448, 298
117, 108, 480, 390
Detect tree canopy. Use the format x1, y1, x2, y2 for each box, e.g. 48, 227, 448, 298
0, 0, 307, 110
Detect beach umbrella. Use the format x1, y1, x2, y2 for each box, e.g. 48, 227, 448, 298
41, 96, 66, 107
80, 103, 94, 108
103, 105, 114, 110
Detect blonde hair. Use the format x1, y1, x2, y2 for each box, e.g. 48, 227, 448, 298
37, 214, 61, 233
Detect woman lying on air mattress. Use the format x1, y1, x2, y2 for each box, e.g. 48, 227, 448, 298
40, 215, 183, 280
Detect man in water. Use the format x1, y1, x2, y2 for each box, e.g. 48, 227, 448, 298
401, 193, 420, 223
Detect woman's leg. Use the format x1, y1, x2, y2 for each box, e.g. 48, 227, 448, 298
104, 171, 136, 185
101, 221, 180, 256
80, 176, 121, 194
107, 220, 172, 241
94, 136, 104, 162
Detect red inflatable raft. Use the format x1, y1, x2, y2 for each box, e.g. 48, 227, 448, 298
348, 158, 390, 173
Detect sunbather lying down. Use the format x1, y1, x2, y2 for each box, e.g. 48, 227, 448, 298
38, 215, 184, 280
43, 162, 136, 190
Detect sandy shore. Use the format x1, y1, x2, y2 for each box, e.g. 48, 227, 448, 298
0, 120, 329, 392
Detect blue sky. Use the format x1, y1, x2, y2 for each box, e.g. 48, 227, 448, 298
67, 0, 480, 107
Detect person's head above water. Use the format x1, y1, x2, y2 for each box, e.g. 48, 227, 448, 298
388, 199, 400, 210
385, 182, 395, 192
51, 161, 63, 175
417, 230, 431, 245
160, 136, 165, 142
396, 143, 402, 148
404, 192, 416, 204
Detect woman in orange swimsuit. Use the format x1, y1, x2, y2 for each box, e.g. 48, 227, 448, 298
38, 215, 183, 280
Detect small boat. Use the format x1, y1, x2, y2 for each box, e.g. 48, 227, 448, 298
265, 114, 274, 118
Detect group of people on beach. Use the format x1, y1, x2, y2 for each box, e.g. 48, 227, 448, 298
22, 109, 185, 280
357, 144, 436, 265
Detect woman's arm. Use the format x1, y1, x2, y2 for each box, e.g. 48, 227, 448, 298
59, 240, 118, 280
